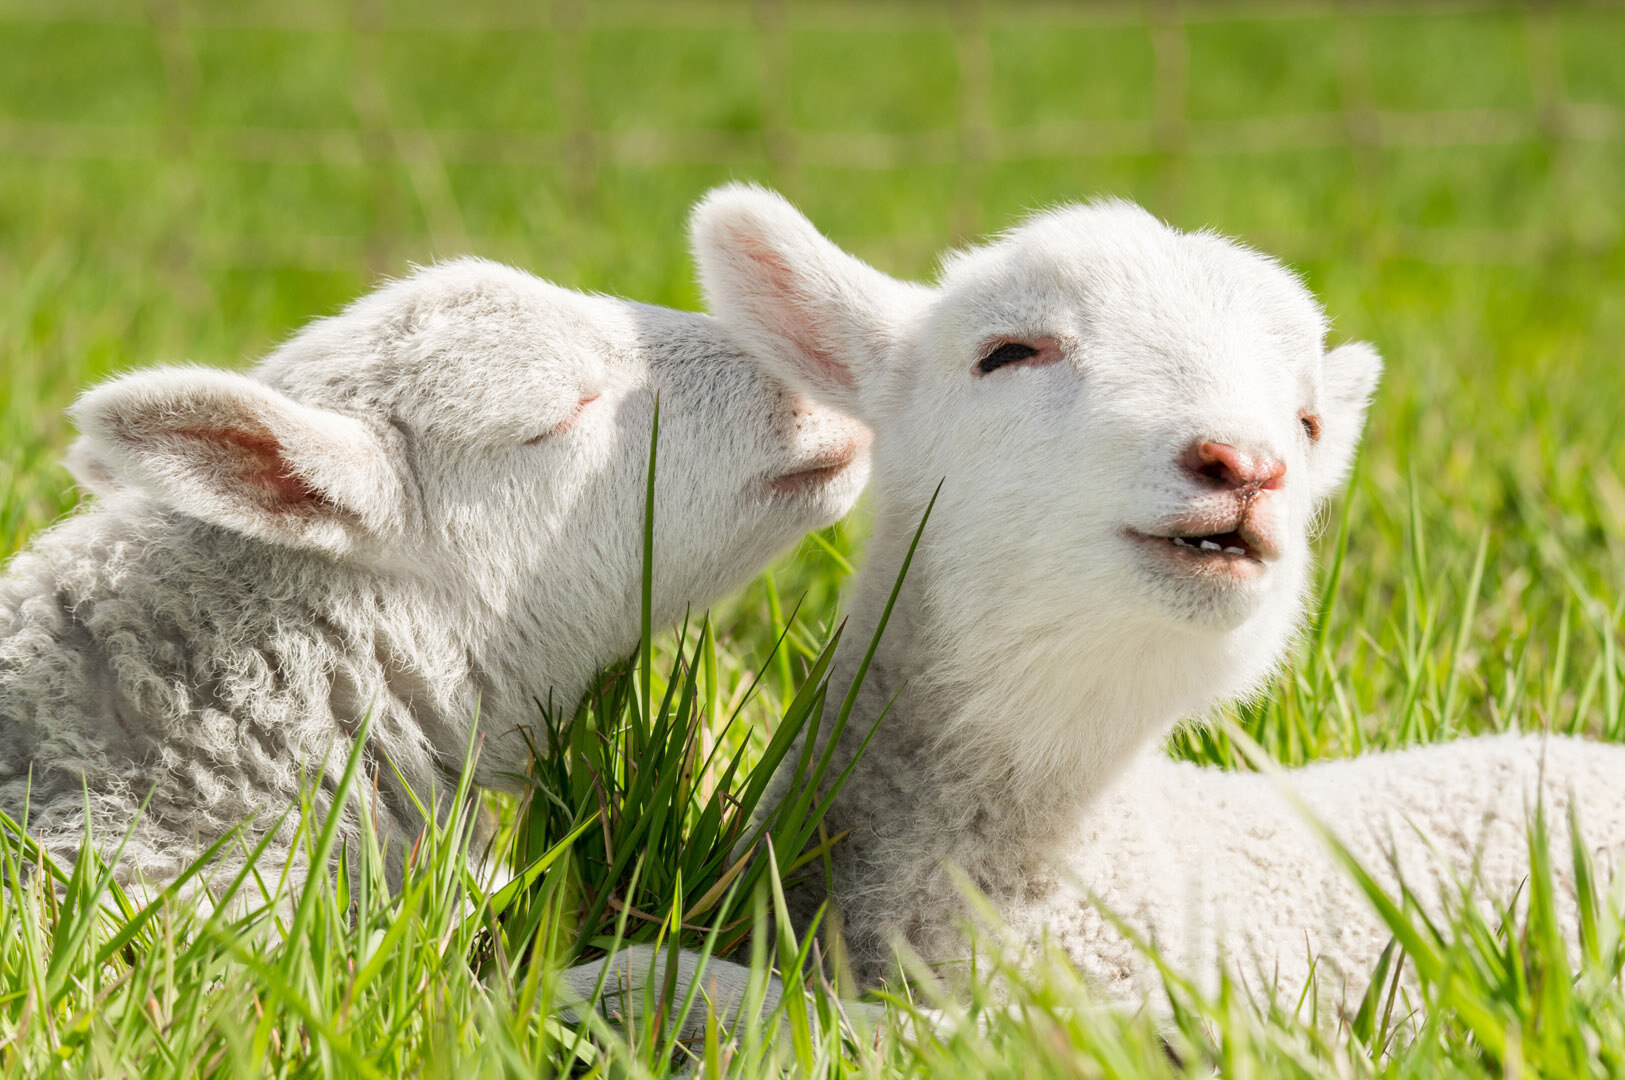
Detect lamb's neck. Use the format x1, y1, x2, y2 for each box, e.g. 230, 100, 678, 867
826, 521, 1223, 833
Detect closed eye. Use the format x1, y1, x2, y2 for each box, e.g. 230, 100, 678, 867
1299, 409, 1322, 443
525, 394, 600, 444
974, 337, 1063, 376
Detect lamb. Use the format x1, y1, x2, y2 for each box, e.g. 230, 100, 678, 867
572, 185, 1625, 1032
0, 255, 869, 895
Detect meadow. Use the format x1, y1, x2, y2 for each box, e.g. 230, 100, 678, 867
3, 1, 1625, 1075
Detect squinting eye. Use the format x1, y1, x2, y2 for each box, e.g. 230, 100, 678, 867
524, 393, 601, 444
1299, 410, 1323, 443
976, 342, 1039, 375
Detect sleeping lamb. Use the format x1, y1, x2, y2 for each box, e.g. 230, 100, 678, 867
572, 185, 1625, 1029
0, 255, 868, 893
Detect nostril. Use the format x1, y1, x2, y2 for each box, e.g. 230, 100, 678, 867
1184, 440, 1286, 492
1198, 459, 1231, 485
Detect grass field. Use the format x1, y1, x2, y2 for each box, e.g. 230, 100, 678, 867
4, 1, 1625, 1076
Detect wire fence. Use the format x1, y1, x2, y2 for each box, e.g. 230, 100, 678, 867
2, 0, 1622, 275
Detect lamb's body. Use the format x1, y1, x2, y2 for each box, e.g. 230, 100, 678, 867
0, 504, 485, 885
0, 256, 868, 890
1075, 738, 1621, 1002
791, 633, 1625, 1004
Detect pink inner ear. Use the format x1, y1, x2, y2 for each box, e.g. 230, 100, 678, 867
173, 426, 325, 506
734, 228, 856, 391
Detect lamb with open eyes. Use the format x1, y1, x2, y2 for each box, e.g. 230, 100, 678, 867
0, 255, 869, 892
652, 185, 1625, 1018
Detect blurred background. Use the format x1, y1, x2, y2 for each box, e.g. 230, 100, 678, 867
3, 0, 1625, 750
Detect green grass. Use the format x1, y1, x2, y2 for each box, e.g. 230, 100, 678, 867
4, 0, 1625, 1075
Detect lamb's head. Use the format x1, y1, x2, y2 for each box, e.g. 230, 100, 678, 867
65, 257, 866, 776
693, 185, 1380, 730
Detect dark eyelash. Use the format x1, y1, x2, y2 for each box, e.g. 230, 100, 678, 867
977, 342, 1040, 375
1299, 411, 1323, 443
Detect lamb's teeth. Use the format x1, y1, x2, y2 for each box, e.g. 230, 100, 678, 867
1200, 540, 1221, 552
1224, 546, 1245, 556
1172, 537, 1190, 547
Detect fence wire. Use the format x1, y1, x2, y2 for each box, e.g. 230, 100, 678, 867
1, 0, 1621, 275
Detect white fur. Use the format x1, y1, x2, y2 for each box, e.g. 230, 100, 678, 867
0, 256, 868, 892
600, 185, 1625, 1032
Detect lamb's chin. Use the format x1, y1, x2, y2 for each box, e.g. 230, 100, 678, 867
1129, 558, 1275, 633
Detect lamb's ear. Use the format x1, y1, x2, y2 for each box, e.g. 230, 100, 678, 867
63, 436, 127, 499
690, 183, 925, 423
70, 366, 404, 556
1312, 340, 1383, 500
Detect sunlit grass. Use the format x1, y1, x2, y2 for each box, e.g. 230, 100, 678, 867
5, 1, 1625, 1075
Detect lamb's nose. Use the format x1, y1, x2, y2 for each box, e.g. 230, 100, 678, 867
1182, 441, 1286, 492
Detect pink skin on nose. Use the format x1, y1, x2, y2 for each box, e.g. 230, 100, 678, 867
1184, 441, 1286, 493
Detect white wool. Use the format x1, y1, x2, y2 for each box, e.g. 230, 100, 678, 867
614, 184, 1625, 1028
0, 256, 868, 892
1027, 735, 1623, 1008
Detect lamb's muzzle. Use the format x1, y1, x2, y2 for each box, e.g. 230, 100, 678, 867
768, 430, 869, 496
1122, 438, 1289, 576
764, 394, 872, 499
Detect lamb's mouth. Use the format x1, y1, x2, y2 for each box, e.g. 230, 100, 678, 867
769, 441, 866, 496
1126, 520, 1278, 573
1156, 529, 1259, 559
